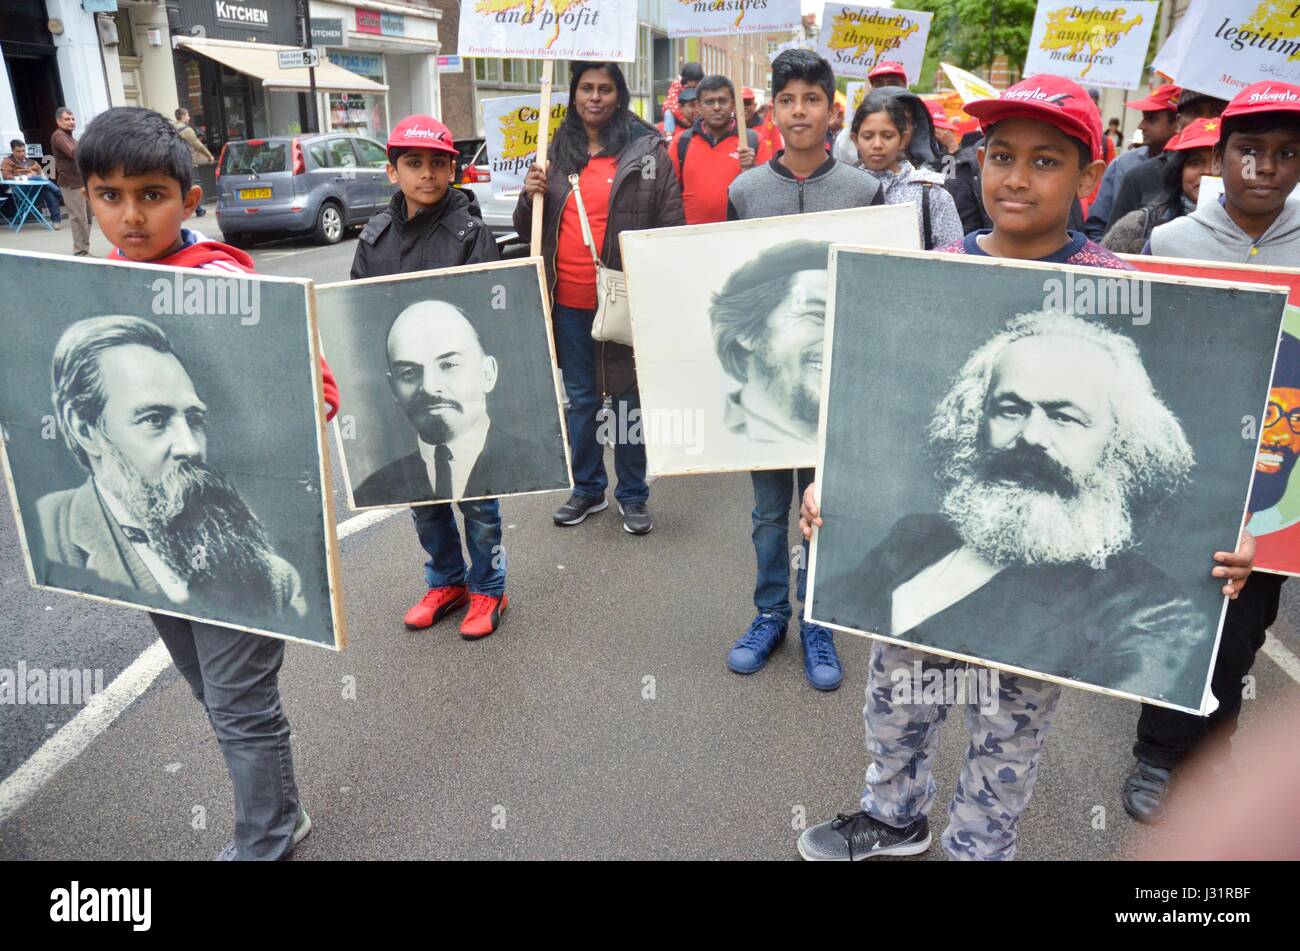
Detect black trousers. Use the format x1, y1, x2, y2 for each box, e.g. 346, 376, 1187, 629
1134, 573, 1286, 769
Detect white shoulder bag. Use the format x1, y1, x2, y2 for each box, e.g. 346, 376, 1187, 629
568, 172, 633, 346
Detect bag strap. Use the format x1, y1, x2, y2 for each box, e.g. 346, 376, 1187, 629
919, 181, 934, 250
676, 129, 693, 177
567, 172, 602, 268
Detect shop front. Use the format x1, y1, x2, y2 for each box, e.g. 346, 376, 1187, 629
169, 0, 385, 195
309, 1, 442, 141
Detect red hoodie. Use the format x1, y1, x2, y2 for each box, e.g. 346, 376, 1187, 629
109, 235, 339, 420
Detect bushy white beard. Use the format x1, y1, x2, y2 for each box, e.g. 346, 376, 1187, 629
939, 461, 1135, 567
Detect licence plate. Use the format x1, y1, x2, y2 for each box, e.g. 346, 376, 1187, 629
239, 187, 272, 200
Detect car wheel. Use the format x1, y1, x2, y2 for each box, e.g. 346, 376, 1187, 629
222, 231, 251, 248
313, 202, 344, 245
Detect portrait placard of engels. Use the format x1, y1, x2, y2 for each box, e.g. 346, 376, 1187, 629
315, 259, 571, 510
808, 248, 1286, 713
0, 250, 344, 649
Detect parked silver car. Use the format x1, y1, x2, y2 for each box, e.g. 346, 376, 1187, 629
454, 137, 521, 244
215, 133, 395, 246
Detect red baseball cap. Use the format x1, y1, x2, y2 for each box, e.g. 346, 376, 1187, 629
926, 100, 956, 131
1166, 117, 1221, 152
386, 115, 457, 155
869, 60, 908, 82
1222, 81, 1300, 120
965, 74, 1104, 161
742, 87, 756, 101
1126, 83, 1181, 113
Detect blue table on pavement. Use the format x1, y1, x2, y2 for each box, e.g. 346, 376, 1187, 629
1, 179, 55, 232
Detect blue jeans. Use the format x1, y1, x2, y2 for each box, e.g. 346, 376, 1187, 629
751, 467, 815, 622
412, 498, 505, 596
551, 303, 648, 505
151, 613, 299, 860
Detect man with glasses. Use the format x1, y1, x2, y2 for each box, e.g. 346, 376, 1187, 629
669, 75, 757, 226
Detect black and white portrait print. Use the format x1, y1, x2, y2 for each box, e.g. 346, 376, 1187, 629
0, 251, 341, 648
808, 249, 1286, 712
315, 260, 571, 509
619, 205, 919, 476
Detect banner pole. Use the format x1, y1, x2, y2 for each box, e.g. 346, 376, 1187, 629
531, 59, 555, 257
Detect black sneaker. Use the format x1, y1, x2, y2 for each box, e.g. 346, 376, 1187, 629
797, 811, 930, 861
553, 493, 608, 526
1123, 759, 1173, 824
618, 500, 652, 535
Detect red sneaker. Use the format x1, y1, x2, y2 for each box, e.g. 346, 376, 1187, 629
460, 593, 508, 639
403, 585, 469, 630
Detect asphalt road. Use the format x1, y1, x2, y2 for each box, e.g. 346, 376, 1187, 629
2, 234, 1299, 860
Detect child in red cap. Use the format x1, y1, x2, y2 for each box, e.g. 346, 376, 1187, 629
349, 115, 508, 640
1124, 81, 1300, 825
795, 75, 1255, 862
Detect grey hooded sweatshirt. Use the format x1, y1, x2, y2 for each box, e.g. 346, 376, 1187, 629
1149, 194, 1300, 266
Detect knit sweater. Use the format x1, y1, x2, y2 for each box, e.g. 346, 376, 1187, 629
726, 154, 881, 220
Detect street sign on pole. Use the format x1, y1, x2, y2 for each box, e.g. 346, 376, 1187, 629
278, 48, 321, 69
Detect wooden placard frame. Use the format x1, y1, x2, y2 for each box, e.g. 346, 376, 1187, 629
804, 245, 1290, 714
315, 256, 574, 512
0, 249, 347, 651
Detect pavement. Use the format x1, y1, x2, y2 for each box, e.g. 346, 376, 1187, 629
2, 232, 1299, 861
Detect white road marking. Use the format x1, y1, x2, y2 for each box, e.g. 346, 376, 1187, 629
1263, 631, 1300, 685
0, 507, 397, 824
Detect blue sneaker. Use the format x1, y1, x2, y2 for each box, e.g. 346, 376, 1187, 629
727, 612, 788, 674
800, 621, 843, 691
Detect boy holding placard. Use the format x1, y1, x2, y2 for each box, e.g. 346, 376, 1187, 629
1125, 81, 1300, 824
349, 114, 508, 640
75, 106, 339, 860
722, 49, 882, 693
795, 76, 1256, 860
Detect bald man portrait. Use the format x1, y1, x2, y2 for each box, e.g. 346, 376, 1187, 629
352, 300, 537, 507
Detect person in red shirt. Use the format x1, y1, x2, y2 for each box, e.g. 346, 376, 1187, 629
517, 62, 684, 534
75, 106, 336, 860
670, 76, 757, 225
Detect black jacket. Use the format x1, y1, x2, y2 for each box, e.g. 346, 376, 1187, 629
513, 117, 685, 396
1104, 154, 1168, 239
350, 186, 498, 281
816, 513, 1211, 707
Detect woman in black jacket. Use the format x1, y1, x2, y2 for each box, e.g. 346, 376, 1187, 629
517, 61, 684, 535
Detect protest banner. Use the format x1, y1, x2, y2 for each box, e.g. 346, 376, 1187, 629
1152, 0, 1300, 100
458, 0, 637, 255
481, 93, 570, 199
816, 4, 932, 82
846, 81, 868, 115
457, 0, 638, 60
941, 61, 999, 102
666, 0, 802, 37
1023, 1, 1159, 90
808, 246, 1286, 713
1125, 254, 1300, 579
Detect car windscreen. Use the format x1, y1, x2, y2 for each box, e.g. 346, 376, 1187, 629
221, 141, 289, 175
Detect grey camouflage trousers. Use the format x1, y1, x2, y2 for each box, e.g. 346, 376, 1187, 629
859, 641, 1062, 860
